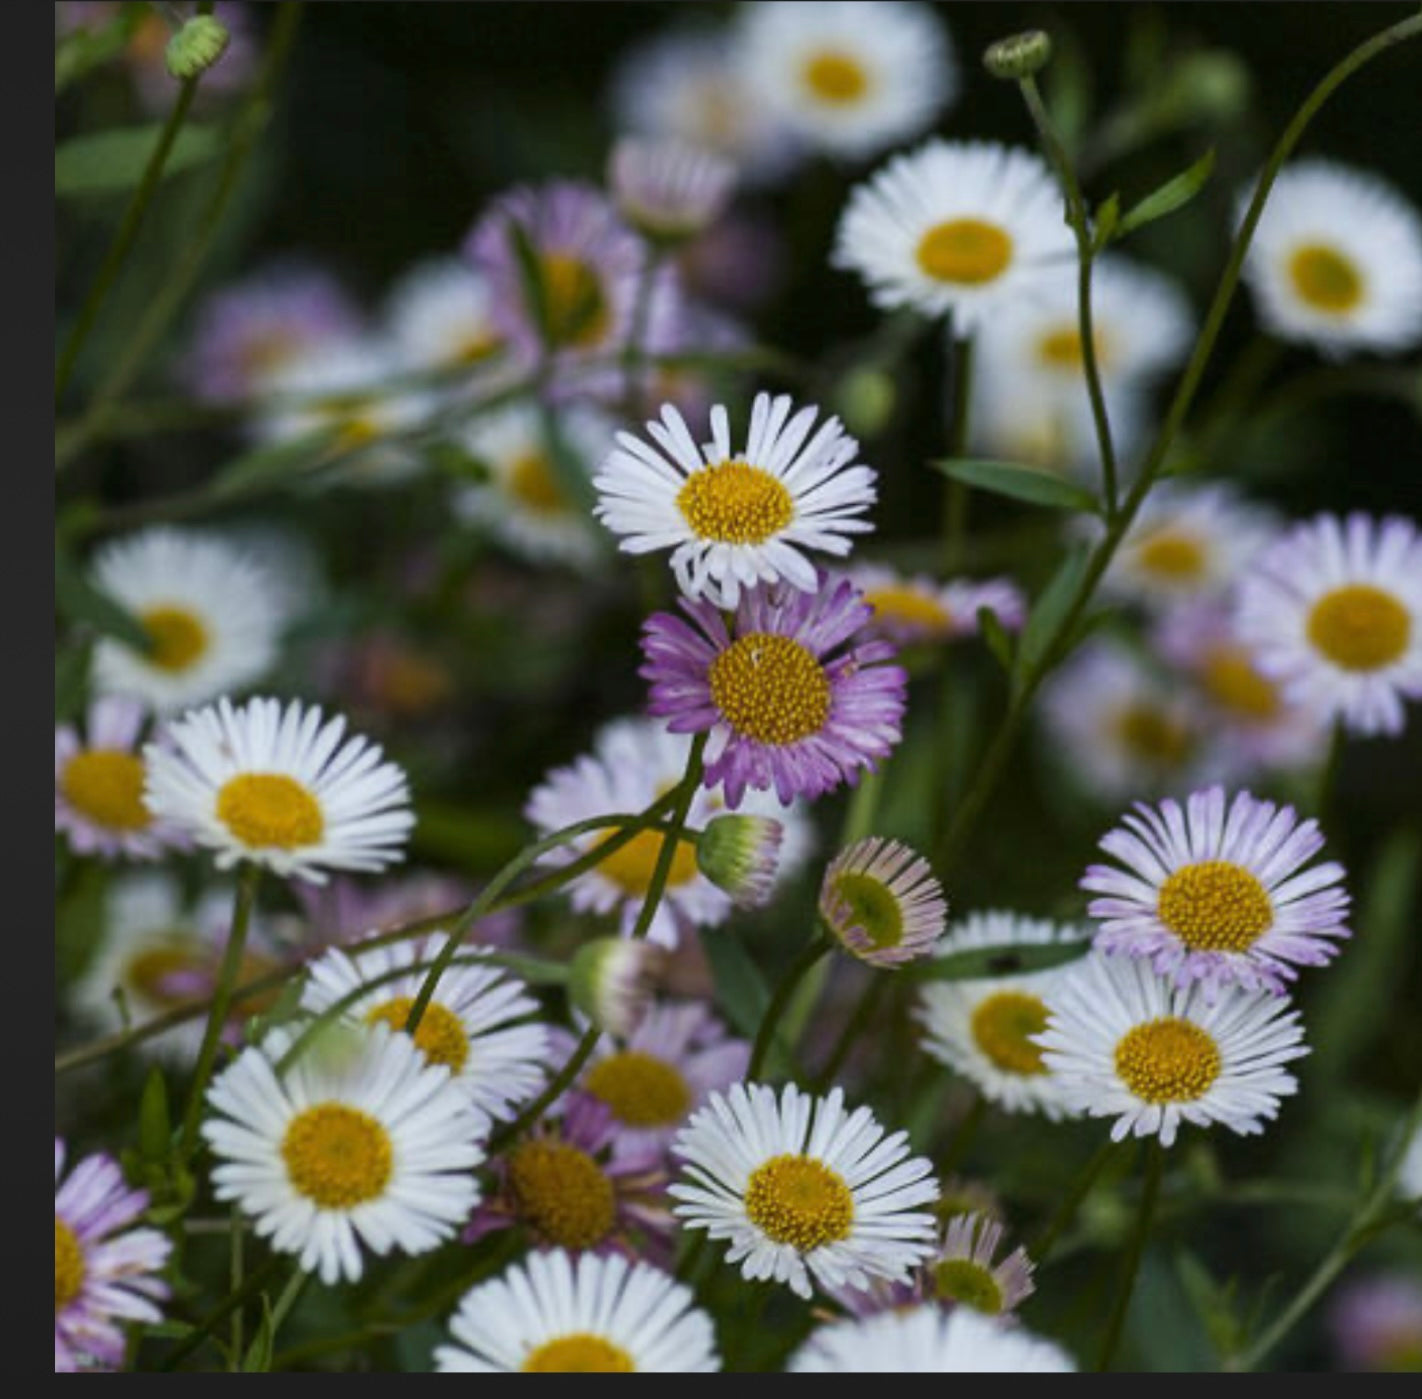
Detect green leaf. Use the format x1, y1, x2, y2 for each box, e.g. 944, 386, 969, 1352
56, 641, 92, 722
1015, 545, 1092, 684
242, 1297, 276, 1372
55, 124, 223, 198
426, 440, 492, 483
207, 426, 345, 501
55, 547, 152, 652
701, 928, 771, 1039
507, 221, 555, 349
912, 939, 1090, 982
1114, 149, 1217, 240
931, 459, 1101, 514
977, 605, 1016, 674
55, 7, 144, 93
138, 1068, 172, 1166
1176, 1249, 1244, 1359
1092, 193, 1122, 251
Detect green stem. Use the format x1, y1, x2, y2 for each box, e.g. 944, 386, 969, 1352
158, 1257, 284, 1370
1316, 718, 1346, 827
813, 974, 888, 1092
748, 935, 834, 1081
228, 1209, 244, 1372
936, 1093, 985, 1174
176, 863, 260, 1166
941, 331, 974, 573
1032, 1140, 1120, 1266
1097, 1141, 1165, 1372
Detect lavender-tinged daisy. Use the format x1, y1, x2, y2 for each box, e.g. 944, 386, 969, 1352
594, 392, 877, 609
1083, 786, 1350, 998
642, 574, 908, 807
55, 1139, 171, 1373
819, 836, 947, 967
670, 1081, 939, 1300
927, 1212, 1036, 1316
1036, 952, 1309, 1148
849, 563, 1026, 646
383, 256, 506, 377
610, 137, 738, 244
1329, 1273, 1422, 1372
1236, 513, 1422, 738
55, 697, 182, 860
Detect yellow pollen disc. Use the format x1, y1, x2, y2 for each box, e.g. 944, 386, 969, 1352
364, 997, 469, 1073
216, 774, 324, 851
1114, 1017, 1222, 1104
932, 1258, 1004, 1314
508, 451, 569, 516
1036, 324, 1110, 371
508, 1140, 616, 1249
1157, 860, 1273, 953
864, 586, 952, 634
1134, 530, 1207, 581
708, 633, 832, 747
540, 254, 610, 349
803, 50, 870, 104
239, 330, 300, 377
378, 650, 453, 717
1288, 243, 1365, 314
281, 1103, 393, 1208
127, 945, 204, 1007
1201, 646, 1281, 721
584, 1050, 692, 1128
597, 828, 700, 898
1114, 704, 1194, 768
523, 1334, 636, 1373
140, 606, 209, 673
1307, 585, 1411, 673
55, 1217, 85, 1312
60, 749, 151, 832
744, 1154, 854, 1252
452, 330, 501, 366
970, 991, 1051, 1076
677, 460, 796, 545
916, 219, 1014, 286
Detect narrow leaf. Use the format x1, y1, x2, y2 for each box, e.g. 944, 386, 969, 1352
1115, 149, 1217, 239
977, 606, 1016, 674
702, 928, 771, 1039
913, 939, 1090, 982
138, 1068, 172, 1165
242, 1297, 275, 1372
932, 458, 1101, 514
55, 124, 222, 198
1015, 545, 1092, 683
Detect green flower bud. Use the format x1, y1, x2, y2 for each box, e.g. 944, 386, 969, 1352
568, 938, 667, 1039
165, 15, 231, 82
696, 814, 783, 908
983, 30, 1053, 82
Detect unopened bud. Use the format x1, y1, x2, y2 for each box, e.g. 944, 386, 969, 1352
697, 814, 784, 909
165, 15, 231, 81
568, 938, 667, 1039
983, 30, 1053, 82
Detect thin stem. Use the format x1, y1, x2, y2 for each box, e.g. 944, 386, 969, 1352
228, 1210, 244, 1372
813, 974, 887, 1091
176, 863, 260, 1165
488, 1026, 600, 1157
936, 1093, 985, 1174
1032, 1140, 1120, 1265
1097, 1140, 1165, 1372
940, 331, 974, 573
748, 936, 834, 1081
158, 1257, 284, 1370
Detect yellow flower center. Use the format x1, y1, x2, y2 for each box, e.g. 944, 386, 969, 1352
744, 1154, 854, 1252
1307, 584, 1411, 673
140, 605, 209, 673
540, 254, 610, 349
708, 633, 832, 747
1134, 530, 1207, 582
215, 774, 324, 850
60, 749, 151, 832
932, 1258, 1004, 1314
828, 871, 904, 950
916, 219, 1014, 286
969, 991, 1051, 1076
1114, 1017, 1222, 1103
523, 1334, 636, 1373
1288, 243, 1365, 314
452, 329, 501, 366
596, 829, 701, 897
126, 944, 204, 1007
1114, 704, 1194, 768
281, 1103, 394, 1208
677, 461, 796, 545
239, 329, 301, 378
376, 649, 453, 717
802, 50, 870, 104
1201, 646, 1281, 721
584, 1050, 692, 1129
364, 997, 469, 1073
864, 586, 952, 634
55, 1217, 85, 1312
508, 451, 569, 516
507, 1140, 616, 1249
1156, 860, 1274, 953
1036, 325, 1110, 371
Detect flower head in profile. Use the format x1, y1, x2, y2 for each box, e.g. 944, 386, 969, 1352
849, 563, 1025, 647
610, 137, 738, 243
819, 836, 947, 967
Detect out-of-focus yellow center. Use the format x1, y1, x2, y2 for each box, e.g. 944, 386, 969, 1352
917, 219, 1014, 286
1134, 530, 1207, 582
597, 829, 700, 897
1201, 645, 1282, 721
1114, 1017, 1222, 1103
365, 997, 469, 1073
1288, 243, 1364, 313
1307, 585, 1410, 672
508, 1140, 616, 1249
744, 1154, 854, 1252
932, 1258, 1005, 1314
523, 1335, 636, 1373
584, 1050, 692, 1128
708, 633, 832, 747
55, 1217, 85, 1312
281, 1103, 393, 1208
140, 606, 209, 673
970, 991, 1051, 1076
864, 586, 952, 634
677, 461, 795, 544
61, 750, 151, 832
508, 451, 569, 516
216, 774, 324, 850
803, 51, 870, 104
540, 254, 610, 349
1157, 860, 1273, 953
1114, 705, 1194, 768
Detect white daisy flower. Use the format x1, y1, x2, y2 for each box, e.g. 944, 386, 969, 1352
435, 1248, 719, 1373
383, 257, 504, 374
1082, 785, 1351, 999
1241, 159, 1422, 356
453, 402, 614, 569
915, 910, 1086, 1120
789, 1304, 1077, 1372
202, 1022, 486, 1285
1101, 482, 1280, 610
848, 563, 1026, 647
833, 140, 1075, 336
525, 715, 811, 947
734, 1, 956, 162
593, 391, 877, 607
144, 695, 414, 883
670, 1081, 939, 1301
1036, 952, 1309, 1147
1236, 513, 1422, 737
819, 836, 948, 967
610, 136, 738, 243
300, 936, 548, 1122
89, 527, 287, 716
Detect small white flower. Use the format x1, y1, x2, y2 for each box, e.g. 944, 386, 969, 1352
670, 1081, 939, 1301
383, 257, 504, 373
610, 136, 738, 242
593, 391, 877, 607
435, 1248, 719, 1372
848, 563, 1026, 646
144, 695, 414, 883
